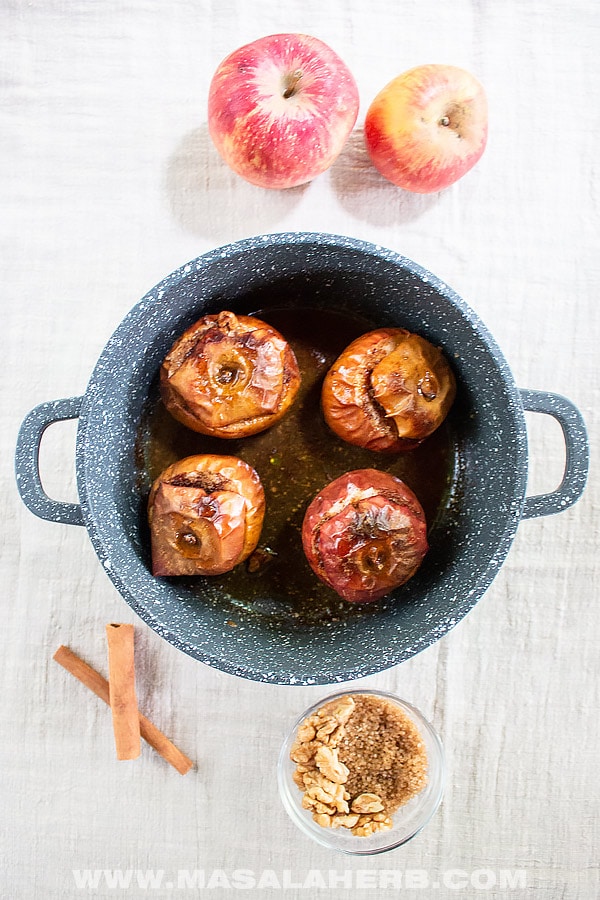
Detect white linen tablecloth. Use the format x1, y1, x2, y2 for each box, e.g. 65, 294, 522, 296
2, 2, 598, 898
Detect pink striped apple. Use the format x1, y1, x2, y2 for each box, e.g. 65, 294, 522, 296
208, 34, 359, 189
364, 64, 488, 193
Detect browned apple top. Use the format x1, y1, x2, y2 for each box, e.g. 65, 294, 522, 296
148, 454, 265, 577
321, 327, 456, 452
160, 310, 301, 438
301, 469, 428, 604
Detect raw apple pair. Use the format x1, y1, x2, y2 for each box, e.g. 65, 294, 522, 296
207, 33, 488, 193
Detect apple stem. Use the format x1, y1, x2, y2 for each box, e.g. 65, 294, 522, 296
283, 69, 303, 99
439, 116, 450, 127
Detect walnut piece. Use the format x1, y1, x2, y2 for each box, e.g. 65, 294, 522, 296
314, 745, 350, 784
351, 792, 385, 814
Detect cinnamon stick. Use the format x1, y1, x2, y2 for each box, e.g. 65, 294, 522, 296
53, 644, 193, 775
105, 623, 140, 760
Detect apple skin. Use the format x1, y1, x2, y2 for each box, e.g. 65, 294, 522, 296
302, 469, 429, 604
322, 327, 457, 452
364, 64, 488, 193
208, 33, 359, 189
148, 454, 265, 577
160, 310, 301, 438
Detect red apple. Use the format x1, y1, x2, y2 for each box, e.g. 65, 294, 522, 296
208, 33, 359, 189
364, 64, 488, 193
302, 469, 429, 604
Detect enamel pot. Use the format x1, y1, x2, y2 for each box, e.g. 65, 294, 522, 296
15, 234, 589, 684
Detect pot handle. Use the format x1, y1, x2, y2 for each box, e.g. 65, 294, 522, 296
520, 389, 589, 520
15, 397, 84, 526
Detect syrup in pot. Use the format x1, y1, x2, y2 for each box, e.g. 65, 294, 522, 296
135, 308, 459, 626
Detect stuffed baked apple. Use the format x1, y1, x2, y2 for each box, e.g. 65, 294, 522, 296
302, 469, 428, 603
160, 311, 301, 438
322, 328, 456, 452
148, 454, 265, 576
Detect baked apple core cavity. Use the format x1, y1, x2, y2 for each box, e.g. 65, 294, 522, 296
216, 363, 243, 385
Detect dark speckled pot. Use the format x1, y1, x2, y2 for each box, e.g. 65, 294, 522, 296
15, 234, 589, 684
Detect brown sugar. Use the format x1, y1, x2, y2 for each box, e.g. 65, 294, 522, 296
337, 694, 428, 816
289, 693, 428, 836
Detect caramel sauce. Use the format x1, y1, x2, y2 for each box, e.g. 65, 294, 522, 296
135, 308, 459, 626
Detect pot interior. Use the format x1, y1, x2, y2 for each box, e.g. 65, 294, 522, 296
77, 234, 527, 683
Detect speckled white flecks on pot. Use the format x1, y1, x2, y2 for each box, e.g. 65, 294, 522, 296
72, 232, 533, 684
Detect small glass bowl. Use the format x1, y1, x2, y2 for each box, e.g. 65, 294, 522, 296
277, 689, 444, 855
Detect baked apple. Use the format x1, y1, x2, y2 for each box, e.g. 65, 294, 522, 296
302, 469, 428, 603
148, 454, 265, 576
160, 311, 301, 438
322, 328, 456, 452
